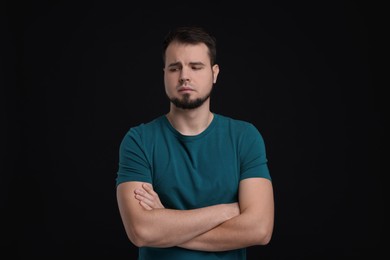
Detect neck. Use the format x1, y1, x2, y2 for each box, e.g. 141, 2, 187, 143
166, 106, 213, 136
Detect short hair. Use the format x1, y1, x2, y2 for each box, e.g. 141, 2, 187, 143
162, 26, 217, 66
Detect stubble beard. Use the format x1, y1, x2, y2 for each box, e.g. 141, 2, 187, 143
168, 87, 213, 110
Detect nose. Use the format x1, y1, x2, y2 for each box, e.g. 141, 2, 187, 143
179, 77, 189, 85
179, 68, 190, 84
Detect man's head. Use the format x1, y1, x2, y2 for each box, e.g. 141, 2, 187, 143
162, 26, 219, 110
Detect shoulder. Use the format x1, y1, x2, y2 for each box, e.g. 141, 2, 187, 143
127, 115, 165, 134
214, 114, 266, 147
214, 113, 259, 133
122, 115, 167, 143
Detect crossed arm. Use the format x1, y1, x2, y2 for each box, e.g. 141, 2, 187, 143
116, 178, 274, 251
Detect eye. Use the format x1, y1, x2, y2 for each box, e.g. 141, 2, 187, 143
169, 67, 181, 72
191, 65, 203, 70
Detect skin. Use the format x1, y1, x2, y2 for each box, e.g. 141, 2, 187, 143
116, 41, 275, 251
163, 41, 219, 135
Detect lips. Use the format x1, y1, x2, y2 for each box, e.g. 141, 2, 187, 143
178, 86, 194, 92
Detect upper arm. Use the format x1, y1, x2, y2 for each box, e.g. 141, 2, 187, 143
116, 181, 148, 244
239, 177, 274, 244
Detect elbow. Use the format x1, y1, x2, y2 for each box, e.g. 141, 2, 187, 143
126, 223, 171, 248
125, 225, 151, 247
128, 234, 146, 248
253, 224, 273, 246
258, 227, 273, 245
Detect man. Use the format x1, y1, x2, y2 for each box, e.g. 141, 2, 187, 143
116, 26, 274, 259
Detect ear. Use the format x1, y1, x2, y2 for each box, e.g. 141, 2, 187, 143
212, 64, 220, 83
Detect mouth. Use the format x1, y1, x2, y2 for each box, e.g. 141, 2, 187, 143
178, 86, 194, 92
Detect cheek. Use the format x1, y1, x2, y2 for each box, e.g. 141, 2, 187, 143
165, 73, 179, 87
164, 79, 176, 96
164, 73, 177, 84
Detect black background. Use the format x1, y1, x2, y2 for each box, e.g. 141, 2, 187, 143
1, 1, 383, 259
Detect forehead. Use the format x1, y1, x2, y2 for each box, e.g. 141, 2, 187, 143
165, 41, 210, 64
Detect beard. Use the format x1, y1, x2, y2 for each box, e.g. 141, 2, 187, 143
168, 86, 213, 110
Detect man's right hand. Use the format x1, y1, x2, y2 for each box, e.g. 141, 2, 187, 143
134, 183, 165, 210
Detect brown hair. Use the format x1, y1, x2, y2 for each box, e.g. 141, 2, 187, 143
162, 26, 217, 66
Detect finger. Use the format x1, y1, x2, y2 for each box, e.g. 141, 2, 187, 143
141, 191, 155, 201
135, 194, 154, 205
134, 188, 145, 195
142, 183, 154, 192
139, 200, 152, 210
143, 183, 158, 196
135, 188, 155, 201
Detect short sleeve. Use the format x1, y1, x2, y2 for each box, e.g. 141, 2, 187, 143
116, 128, 152, 186
239, 124, 271, 181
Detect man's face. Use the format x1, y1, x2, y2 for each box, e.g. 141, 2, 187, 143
163, 41, 219, 109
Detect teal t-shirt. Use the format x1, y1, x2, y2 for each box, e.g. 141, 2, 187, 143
116, 113, 271, 260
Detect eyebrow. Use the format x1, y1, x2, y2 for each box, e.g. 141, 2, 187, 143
167, 61, 206, 67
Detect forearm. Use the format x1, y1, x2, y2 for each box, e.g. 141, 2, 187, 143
178, 210, 272, 251
127, 203, 238, 248
127, 177, 274, 251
